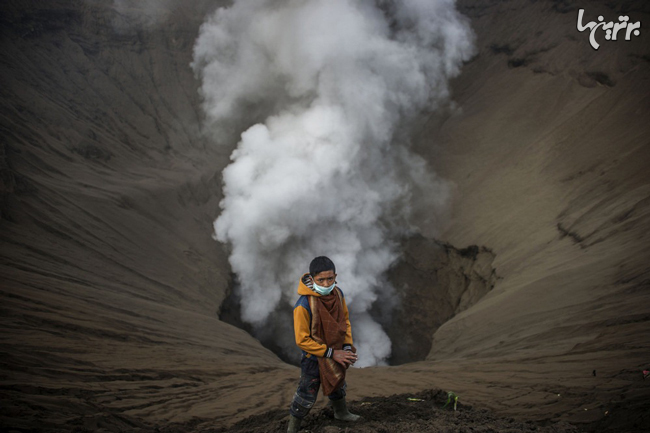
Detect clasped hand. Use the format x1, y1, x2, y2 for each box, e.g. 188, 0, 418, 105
333, 349, 357, 369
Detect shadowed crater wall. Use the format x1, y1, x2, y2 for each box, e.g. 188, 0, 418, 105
219, 234, 497, 366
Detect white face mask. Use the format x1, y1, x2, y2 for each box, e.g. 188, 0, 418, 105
312, 280, 335, 296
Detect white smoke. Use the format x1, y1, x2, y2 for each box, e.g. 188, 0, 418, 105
192, 0, 474, 366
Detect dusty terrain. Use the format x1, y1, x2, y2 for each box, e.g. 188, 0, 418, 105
1, 0, 649, 432
207, 390, 579, 433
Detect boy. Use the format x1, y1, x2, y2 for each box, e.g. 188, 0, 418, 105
287, 256, 360, 433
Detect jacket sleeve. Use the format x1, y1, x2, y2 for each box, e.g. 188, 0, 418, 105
294, 304, 331, 358
341, 294, 354, 349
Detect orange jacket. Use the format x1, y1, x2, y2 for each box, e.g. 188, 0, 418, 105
293, 273, 353, 358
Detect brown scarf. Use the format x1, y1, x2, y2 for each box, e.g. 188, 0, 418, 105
308, 287, 353, 395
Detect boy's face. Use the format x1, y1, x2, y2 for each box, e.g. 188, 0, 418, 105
313, 270, 336, 286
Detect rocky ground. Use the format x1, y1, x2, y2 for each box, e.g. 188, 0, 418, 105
202, 390, 580, 433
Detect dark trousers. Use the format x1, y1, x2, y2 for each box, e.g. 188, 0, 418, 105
289, 355, 346, 419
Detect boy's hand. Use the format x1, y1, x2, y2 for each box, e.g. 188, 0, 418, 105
333, 349, 357, 368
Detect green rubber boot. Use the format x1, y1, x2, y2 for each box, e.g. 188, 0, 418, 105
287, 414, 301, 433
332, 397, 360, 422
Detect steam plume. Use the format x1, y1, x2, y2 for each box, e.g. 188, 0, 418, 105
192, 0, 474, 366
